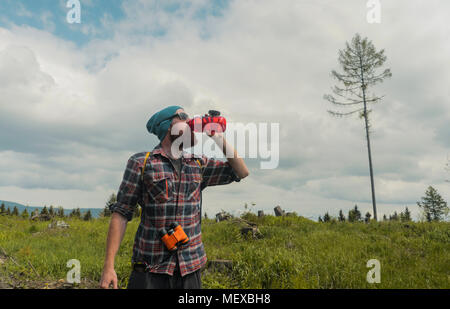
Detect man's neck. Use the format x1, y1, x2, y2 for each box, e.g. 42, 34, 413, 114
161, 139, 183, 160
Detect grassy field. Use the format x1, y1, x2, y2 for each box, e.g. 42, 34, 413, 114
0, 213, 449, 289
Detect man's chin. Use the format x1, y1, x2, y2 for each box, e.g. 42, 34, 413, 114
170, 136, 198, 150
180, 140, 198, 150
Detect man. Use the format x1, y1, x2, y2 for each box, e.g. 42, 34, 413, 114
99, 105, 249, 289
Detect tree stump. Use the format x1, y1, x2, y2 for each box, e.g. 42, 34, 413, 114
215, 211, 232, 222
274, 206, 285, 217
48, 221, 70, 229
207, 259, 233, 273
31, 214, 52, 221
240, 226, 262, 239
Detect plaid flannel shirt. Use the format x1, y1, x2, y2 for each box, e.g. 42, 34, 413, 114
110, 143, 241, 277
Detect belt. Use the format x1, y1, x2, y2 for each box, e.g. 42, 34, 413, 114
132, 259, 181, 274
132, 262, 150, 273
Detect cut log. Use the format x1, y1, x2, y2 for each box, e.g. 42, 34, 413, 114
240, 226, 263, 239
48, 221, 70, 229
207, 259, 233, 272
215, 211, 232, 222
274, 205, 285, 217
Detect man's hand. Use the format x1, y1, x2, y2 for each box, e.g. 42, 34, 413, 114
99, 266, 118, 289
99, 212, 128, 289
206, 128, 249, 179
203, 114, 224, 138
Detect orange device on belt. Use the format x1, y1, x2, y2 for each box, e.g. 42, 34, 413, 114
159, 222, 189, 251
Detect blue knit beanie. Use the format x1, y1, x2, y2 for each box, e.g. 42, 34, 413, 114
146, 105, 183, 141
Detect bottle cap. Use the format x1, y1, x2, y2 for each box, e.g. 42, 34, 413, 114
208, 110, 221, 116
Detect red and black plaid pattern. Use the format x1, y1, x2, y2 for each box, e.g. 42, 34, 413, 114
111, 143, 240, 276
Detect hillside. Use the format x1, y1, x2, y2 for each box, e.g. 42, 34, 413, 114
0, 213, 449, 289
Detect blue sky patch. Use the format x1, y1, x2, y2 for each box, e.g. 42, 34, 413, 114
0, 0, 231, 45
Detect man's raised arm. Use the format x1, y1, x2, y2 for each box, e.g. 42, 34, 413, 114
211, 132, 249, 179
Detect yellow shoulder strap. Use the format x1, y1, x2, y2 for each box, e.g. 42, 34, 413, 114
196, 159, 203, 177
139, 151, 151, 220
141, 152, 151, 182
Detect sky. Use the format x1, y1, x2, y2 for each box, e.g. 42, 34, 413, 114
0, 0, 449, 220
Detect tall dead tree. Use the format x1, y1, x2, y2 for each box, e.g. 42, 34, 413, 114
445, 154, 450, 183
324, 33, 392, 221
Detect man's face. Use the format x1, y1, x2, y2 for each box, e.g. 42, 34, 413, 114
169, 109, 197, 148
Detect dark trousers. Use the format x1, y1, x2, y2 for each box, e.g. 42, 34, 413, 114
127, 267, 202, 289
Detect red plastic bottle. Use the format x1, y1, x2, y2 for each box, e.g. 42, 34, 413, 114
188, 110, 226, 134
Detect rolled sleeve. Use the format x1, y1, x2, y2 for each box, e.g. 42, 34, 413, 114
110, 155, 142, 221
200, 156, 241, 188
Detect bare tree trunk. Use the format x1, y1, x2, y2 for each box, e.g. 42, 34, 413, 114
360, 57, 378, 221
363, 99, 378, 221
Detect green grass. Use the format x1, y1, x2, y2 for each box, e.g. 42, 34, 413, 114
0, 214, 449, 289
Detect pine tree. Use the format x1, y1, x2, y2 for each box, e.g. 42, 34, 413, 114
49, 205, 54, 217
389, 211, 399, 222
12, 206, 19, 216
103, 193, 117, 217
365, 211, 372, 223
383, 214, 387, 221
318, 216, 323, 223
338, 209, 346, 222
324, 34, 392, 221
400, 206, 411, 222
107, 193, 117, 211
323, 212, 331, 222
6, 207, 11, 216
57, 206, 65, 218
102, 205, 111, 217
70, 208, 81, 219
21, 208, 29, 219
31, 209, 39, 218
417, 186, 448, 222
40, 206, 49, 216
83, 210, 92, 221
0, 203, 5, 215
348, 205, 362, 222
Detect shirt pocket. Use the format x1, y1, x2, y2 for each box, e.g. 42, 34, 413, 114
186, 173, 202, 202
145, 172, 174, 204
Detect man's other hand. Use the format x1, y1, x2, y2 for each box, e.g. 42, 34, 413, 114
99, 267, 118, 289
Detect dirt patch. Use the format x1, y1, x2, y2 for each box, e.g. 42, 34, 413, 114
0, 273, 100, 289
0, 255, 7, 265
